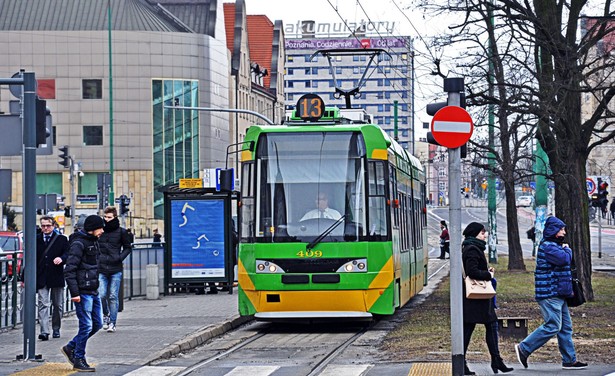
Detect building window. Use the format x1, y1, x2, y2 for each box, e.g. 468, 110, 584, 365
152, 79, 199, 219
83, 126, 103, 146
287, 56, 294, 62
336, 67, 342, 74
82, 79, 102, 99
305, 68, 311, 75
78, 172, 98, 194
36, 173, 63, 196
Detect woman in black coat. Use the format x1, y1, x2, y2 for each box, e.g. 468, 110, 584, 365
462, 222, 513, 375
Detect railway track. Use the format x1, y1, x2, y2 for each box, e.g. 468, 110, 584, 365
170, 262, 445, 376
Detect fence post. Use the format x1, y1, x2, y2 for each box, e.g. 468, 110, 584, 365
146, 264, 159, 300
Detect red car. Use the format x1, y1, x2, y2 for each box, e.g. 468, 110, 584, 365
0, 231, 23, 282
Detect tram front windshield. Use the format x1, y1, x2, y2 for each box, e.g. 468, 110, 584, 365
255, 131, 367, 243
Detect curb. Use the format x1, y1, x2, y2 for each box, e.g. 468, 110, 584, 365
142, 314, 254, 365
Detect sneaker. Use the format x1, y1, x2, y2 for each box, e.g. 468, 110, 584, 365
515, 343, 529, 368
107, 323, 116, 333
73, 357, 95, 372
61, 345, 75, 366
102, 315, 110, 330
563, 361, 588, 369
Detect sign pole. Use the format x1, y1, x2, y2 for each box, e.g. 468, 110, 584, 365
442, 77, 466, 376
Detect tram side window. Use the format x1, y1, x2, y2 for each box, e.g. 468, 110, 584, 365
368, 161, 388, 238
390, 166, 399, 227
414, 198, 422, 248
241, 162, 254, 240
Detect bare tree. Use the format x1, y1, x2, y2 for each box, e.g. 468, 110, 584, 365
421, 0, 615, 299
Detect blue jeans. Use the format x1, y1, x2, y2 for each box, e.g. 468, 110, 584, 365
99, 272, 122, 324
67, 294, 103, 360
519, 297, 577, 364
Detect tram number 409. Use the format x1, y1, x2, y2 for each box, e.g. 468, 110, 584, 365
296, 93, 325, 121
296, 250, 323, 258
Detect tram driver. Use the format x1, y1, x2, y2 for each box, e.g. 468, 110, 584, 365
300, 192, 342, 221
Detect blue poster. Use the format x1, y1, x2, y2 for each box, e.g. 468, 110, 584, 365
170, 199, 226, 279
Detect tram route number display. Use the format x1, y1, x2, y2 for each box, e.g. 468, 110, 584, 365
296, 93, 325, 121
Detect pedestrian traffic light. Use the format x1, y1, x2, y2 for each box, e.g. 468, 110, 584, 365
58, 145, 70, 168
64, 206, 71, 218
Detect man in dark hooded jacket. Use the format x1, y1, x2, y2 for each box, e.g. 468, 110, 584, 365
62, 214, 105, 372
98, 206, 132, 333
515, 216, 587, 370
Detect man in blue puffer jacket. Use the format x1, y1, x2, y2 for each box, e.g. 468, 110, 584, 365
515, 216, 588, 370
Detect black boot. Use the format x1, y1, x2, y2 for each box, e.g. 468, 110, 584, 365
491, 356, 514, 374
73, 357, 96, 372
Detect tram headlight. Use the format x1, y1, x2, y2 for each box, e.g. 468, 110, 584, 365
255, 260, 285, 274
336, 258, 368, 273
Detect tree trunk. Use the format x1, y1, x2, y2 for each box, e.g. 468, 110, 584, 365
550, 151, 594, 301
504, 180, 526, 270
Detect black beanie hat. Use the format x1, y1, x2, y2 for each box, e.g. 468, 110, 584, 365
463, 222, 485, 238
84, 215, 105, 232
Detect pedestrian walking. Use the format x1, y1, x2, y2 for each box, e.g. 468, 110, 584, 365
152, 228, 162, 243
515, 216, 588, 370
461, 222, 513, 375
36, 216, 69, 341
62, 215, 105, 372
439, 220, 450, 259
98, 206, 132, 333
610, 200, 615, 222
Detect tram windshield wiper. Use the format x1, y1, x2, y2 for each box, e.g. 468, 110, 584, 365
306, 215, 346, 250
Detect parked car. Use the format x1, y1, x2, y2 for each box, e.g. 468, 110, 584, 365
0, 231, 24, 282
515, 195, 533, 207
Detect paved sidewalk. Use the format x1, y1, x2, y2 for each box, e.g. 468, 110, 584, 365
0, 290, 250, 374
0, 254, 612, 375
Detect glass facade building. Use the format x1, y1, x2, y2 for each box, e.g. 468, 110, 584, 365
152, 79, 200, 218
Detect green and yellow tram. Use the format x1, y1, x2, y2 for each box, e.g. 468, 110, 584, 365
237, 95, 427, 320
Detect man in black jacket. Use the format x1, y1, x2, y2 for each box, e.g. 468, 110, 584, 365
61, 215, 105, 372
36, 216, 69, 341
98, 206, 132, 332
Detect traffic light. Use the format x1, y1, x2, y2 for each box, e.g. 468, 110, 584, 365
425, 95, 467, 158
35, 97, 49, 146
58, 145, 70, 168
119, 195, 130, 216
64, 206, 71, 218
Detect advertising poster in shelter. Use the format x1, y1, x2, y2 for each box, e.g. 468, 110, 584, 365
170, 198, 226, 279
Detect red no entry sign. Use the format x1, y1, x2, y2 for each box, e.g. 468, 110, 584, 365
430, 106, 474, 148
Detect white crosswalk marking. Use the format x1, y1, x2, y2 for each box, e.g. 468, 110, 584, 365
225, 366, 280, 375
318, 364, 372, 376
123, 366, 185, 376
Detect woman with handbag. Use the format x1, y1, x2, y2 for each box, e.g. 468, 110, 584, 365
515, 216, 588, 370
462, 222, 513, 375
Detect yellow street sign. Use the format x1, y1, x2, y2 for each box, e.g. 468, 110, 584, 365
179, 178, 203, 189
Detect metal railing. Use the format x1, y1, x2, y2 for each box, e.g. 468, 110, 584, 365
0, 242, 167, 331
0, 252, 23, 330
